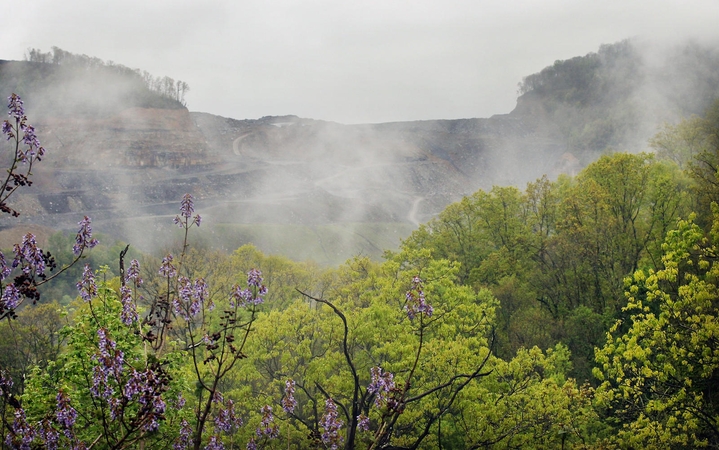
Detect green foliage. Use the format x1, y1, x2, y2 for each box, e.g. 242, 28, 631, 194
12, 97, 719, 446
461, 345, 603, 448
22, 273, 188, 448
231, 253, 498, 447
397, 152, 688, 380
40, 231, 142, 304
0, 303, 65, 395
594, 210, 719, 447
653, 98, 719, 228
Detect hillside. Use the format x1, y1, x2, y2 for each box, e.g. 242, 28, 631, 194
1, 39, 718, 263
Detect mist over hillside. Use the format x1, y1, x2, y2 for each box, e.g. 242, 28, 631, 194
1, 39, 718, 264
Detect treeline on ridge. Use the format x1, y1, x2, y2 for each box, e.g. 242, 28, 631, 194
25, 46, 190, 106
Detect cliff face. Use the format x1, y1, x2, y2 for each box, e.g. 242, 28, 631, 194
38, 107, 213, 169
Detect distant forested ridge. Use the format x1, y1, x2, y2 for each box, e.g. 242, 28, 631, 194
0, 47, 189, 118
513, 39, 719, 163
25, 46, 190, 107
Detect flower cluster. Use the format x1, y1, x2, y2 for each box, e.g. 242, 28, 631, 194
2, 94, 45, 164
126, 258, 142, 285
12, 233, 46, 277
76, 264, 97, 302
90, 328, 124, 400
0, 251, 11, 280
7, 93, 24, 121
404, 275, 433, 320
1, 285, 21, 312
73, 216, 99, 256
120, 258, 142, 325
55, 391, 77, 433
119, 285, 138, 325
214, 399, 243, 434
0, 369, 13, 396
230, 269, 267, 307
174, 393, 186, 410
4, 408, 35, 449
282, 379, 297, 414
212, 390, 224, 404
204, 435, 224, 450
173, 193, 201, 228
173, 276, 211, 320
320, 398, 344, 450
357, 414, 370, 432
159, 254, 177, 278
36, 420, 59, 450
126, 369, 167, 430
368, 366, 395, 408
173, 419, 193, 450
256, 405, 279, 438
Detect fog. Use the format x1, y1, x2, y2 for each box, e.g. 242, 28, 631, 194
2, 35, 719, 263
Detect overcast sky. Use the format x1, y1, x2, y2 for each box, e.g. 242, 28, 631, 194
2, 0, 719, 124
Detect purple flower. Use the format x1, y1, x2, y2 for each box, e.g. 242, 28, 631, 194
282, 379, 297, 415
119, 368, 167, 431
256, 405, 279, 438
174, 420, 193, 450
404, 276, 433, 320
368, 366, 395, 407
2, 120, 13, 140
230, 269, 267, 308
180, 193, 194, 218
124, 369, 143, 399
174, 194, 201, 228
174, 393, 186, 410
212, 390, 224, 404
120, 285, 138, 325
204, 435, 224, 450
56, 391, 77, 429
319, 398, 343, 450
0, 370, 13, 397
21, 124, 39, 148
0, 251, 12, 280
126, 259, 142, 285
19, 124, 43, 162
172, 419, 192, 450
5, 408, 34, 450
1, 285, 21, 311
194, 277, 209, 306
159, 254, 177, 278
73, 216, 98, 256
7, 94, 24, 120
143, 395, 166, 432
214, 399, 242, 434
247, 268, 263, 288
357, 414, 370, 432
12, 233, 45, 276
174, 277, 210, 319
246, 438, 257, 450
37, 420, 59, 450
76, 264, 97, 302
91, 328, 123, 399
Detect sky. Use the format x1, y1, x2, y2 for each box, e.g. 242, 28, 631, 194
2, 0, 719, 124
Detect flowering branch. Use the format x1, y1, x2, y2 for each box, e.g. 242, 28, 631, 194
0, 94, 45, 217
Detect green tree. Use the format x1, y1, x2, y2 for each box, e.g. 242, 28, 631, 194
594, 210, 719, 448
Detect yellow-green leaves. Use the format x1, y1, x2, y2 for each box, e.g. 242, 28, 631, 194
594, 211, 719, 447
